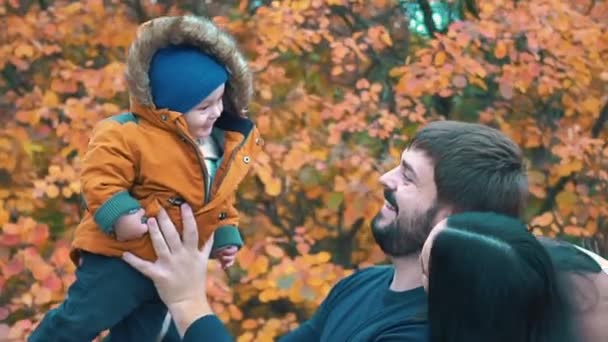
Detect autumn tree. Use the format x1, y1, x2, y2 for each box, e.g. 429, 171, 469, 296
0, 0, 606, 340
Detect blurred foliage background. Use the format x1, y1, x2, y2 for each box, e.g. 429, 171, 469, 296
0, 0, 607, 340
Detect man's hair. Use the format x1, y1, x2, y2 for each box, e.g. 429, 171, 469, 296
409, 120, 527, 218
428, 212, 575, 342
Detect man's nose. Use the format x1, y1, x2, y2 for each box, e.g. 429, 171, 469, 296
379, 168, 398, 190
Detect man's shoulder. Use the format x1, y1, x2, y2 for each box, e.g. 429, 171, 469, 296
342, 265, 393, 282
330, 265, 393, 295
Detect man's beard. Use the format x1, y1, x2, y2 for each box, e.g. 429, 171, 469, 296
371, 201, 440, 257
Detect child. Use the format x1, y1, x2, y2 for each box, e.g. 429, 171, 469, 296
29, 16, 262, 342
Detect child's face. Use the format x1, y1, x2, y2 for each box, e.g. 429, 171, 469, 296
184, 83, 225, 139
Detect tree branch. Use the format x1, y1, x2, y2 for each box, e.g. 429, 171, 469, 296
337, 202, 345, 235
417, 0, 438, 37
348, 218, 366, 239
262, 199, 292, 239
591, 100, 608, 138
125, 0, 148, 23
586, 0, 597, 15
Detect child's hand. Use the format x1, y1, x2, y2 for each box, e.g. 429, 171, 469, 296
113, 208, 149, 242
213, 246, 238, 269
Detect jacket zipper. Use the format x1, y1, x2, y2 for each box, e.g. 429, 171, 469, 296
180, 132, 210, 204
210, 141, 244, 196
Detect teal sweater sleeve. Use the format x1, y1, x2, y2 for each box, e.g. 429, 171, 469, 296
180, 314, 321, 342
183, 315, 233, 342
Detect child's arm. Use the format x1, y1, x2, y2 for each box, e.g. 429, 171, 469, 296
211, 194, 243, 268
81, 118, 142, 235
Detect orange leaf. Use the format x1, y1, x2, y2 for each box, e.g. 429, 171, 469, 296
2, 257, 24, 278
452, 75, 468, 88
241, 319, 258, 330
50, 245, 72, 268
494, 41, 508, 59
499, 82, 514, 99
331, 66, 343, 76
32, 284, 53, 305
42, 273, 63, 292
434, 51, 447, 67
296, 242, 310, 255
228, 304, 243, 320
531, 212, 553, 227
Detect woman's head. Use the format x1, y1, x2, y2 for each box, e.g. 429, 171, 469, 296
422, 212, 574, 342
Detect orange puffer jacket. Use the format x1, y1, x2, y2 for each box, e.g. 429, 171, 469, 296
71, 16, 262, 263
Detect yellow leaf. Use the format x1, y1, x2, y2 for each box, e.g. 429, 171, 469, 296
14, 44, 34, 58
237, 332, 255, 342
264, 178, 282, 196
43, 91, 59, 107
260, 87, 273, 100
316, 251, 331, 263
556, 191, 577, 216
45, 184, 60, 199
380, 30, 393, 47
555, 160, 583, 177
581, 97, 601, 115
62, 187, 73, 198
250, 256, 269, 278
434, 51, 447, 67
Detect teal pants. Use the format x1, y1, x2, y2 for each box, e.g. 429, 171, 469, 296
28, 252, 167, 342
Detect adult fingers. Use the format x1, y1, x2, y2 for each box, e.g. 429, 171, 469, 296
122, 252, 157, 279
201, 232, 215, 261
156, 208, 182, 253
181, 204, 199, 250
147, 217, 171, 259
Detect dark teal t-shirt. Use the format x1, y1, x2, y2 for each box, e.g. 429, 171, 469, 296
183, 266, 428, 342
281, 265, 428, 341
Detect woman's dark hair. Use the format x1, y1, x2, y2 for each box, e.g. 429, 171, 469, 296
427, 212, 575, 342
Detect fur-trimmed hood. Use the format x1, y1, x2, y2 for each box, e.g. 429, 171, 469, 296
125, 16, 252, 117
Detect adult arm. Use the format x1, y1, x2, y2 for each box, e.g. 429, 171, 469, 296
122, 205, 233, 339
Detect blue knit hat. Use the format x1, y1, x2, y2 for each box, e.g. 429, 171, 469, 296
149, 45, 228, 114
